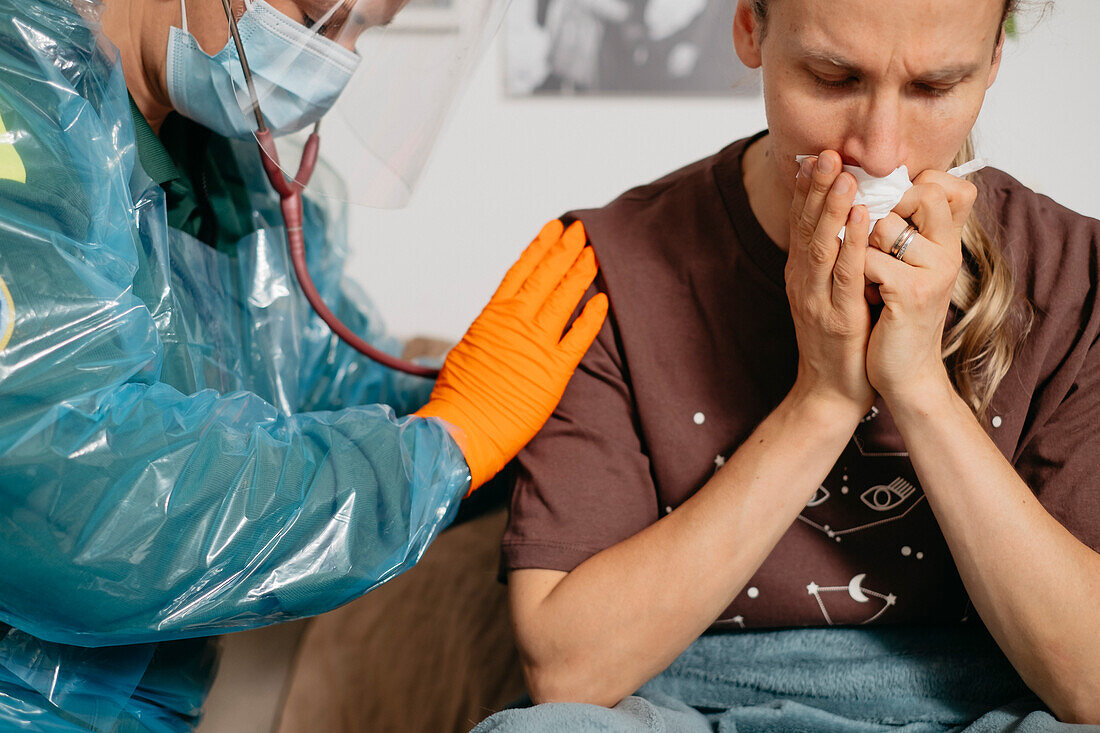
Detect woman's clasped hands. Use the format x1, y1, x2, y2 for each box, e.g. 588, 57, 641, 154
786, 150, 976, 418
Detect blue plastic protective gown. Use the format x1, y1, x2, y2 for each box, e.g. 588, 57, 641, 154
0, 0, 472, 729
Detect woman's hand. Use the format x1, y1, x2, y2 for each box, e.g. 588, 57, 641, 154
416, 220, 609, 493
785, 151, 874, 420
864, 170, 977, 407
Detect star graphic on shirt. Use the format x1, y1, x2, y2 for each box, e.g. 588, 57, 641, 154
885, 593, 897, 606
806, 582, 819, 595
714, 455, 726, 469
732, 615, 745, 628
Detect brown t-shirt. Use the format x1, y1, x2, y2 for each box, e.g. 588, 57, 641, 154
502, 132, 1100, 629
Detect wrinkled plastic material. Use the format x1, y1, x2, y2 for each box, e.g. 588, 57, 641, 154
0, 0, 471, 728
264, 0, 510, 209
321, 0, 509, 209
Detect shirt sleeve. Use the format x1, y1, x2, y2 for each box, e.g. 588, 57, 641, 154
1014, 332, 1100, 554
503, 283, 660, 574
0, 69, 469, 648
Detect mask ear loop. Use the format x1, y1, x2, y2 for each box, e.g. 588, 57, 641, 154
218, 0, 440, 379
178, 0, 188, 34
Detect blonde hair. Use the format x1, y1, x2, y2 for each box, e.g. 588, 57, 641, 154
944, 138, 1033, 418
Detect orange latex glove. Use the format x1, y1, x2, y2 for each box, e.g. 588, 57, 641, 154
416, 220, 609, 493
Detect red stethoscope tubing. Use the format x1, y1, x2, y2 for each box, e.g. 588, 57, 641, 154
256, 129, 441, 379
221, 0, 438, 379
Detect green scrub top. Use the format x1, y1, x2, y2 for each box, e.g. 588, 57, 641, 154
129, 94, 252, 252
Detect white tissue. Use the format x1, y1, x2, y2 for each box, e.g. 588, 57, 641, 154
794, 155, 989, 238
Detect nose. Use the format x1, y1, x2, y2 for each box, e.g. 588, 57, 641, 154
841, 92, 905, 178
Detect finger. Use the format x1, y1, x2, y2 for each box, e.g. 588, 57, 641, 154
536, 246, 598, 332
913, 169, 978, 235
865, 281, 883, 306
831, 205, 868, 311
892, 183, 955, 250
869, 213, 932, 268
560, 292, 609, 359
806, 170, 857, 288
789, 156, 816, 226
864, 246, 914, 302
516, 220, 589, 305
494, 219, 566, 300
794, 151, 844, 256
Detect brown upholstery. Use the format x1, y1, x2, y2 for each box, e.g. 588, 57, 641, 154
275, 508, 525, 733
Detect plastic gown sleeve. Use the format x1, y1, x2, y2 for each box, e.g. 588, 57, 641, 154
296, 273, 437, 416
0, 22, 470, 648
0, 252, 470, 646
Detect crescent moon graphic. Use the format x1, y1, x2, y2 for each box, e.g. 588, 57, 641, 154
848, 573, 870, 603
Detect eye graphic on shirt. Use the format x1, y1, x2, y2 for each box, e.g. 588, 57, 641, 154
805, 485, 830, 507
798, 462, 926, 540
860, 478, 917, 512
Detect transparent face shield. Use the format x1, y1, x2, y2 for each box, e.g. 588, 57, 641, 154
213, 0, 509, 210
202, 0, 508, 377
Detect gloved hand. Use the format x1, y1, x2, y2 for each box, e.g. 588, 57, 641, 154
416, 220, 609, 493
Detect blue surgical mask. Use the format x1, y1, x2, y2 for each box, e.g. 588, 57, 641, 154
166, 0, 361, 139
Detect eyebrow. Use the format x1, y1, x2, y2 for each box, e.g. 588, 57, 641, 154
798, 49, 983, 83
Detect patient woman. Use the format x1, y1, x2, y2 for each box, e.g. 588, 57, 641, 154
474, 0, 1100, 730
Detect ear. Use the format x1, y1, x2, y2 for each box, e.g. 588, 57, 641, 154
733, 0, 763, 69
986, 27, 1005, 89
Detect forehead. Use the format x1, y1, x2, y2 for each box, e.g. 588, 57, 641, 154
766, 0, 1004, 72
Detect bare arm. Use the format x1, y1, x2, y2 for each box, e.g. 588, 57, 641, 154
510, 389, 861, 707
863, 170, 1100, 723
889, 384, 1100, 724
511, 152, 873, 707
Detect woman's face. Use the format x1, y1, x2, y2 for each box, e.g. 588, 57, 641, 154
734, 0, 1005, 189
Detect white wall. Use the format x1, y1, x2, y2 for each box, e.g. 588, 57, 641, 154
341, 0, 1100, 340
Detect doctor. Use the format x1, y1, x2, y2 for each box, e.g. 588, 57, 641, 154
0, 0, 605, 729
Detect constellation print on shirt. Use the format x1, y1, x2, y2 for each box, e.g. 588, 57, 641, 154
797, 428, 927, 541
861, 478, 917, 512
807, 573, 897, 625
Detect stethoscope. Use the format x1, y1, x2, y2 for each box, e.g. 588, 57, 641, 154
220, 0, 440, 379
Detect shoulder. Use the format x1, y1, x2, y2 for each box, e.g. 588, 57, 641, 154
976, 167, 1100, 288
974, 167, 1100, 349
0, 0, 110, 107
566, 140, 745, 269
0, 1, 124, 241
979, 169, 1100, 418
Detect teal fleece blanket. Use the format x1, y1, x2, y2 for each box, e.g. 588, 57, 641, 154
473, 625, 1099, 732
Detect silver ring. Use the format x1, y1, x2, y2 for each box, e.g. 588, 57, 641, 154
889, 225, 916, 257
892, 226, 918, 262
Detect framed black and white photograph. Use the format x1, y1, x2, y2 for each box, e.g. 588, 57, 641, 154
505, 0, 759, 96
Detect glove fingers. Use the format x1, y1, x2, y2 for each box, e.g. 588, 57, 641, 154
535, 246, 598, 332
559, 292, 609, 359
493, 219, 566, 301
515, 221, 588, 310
